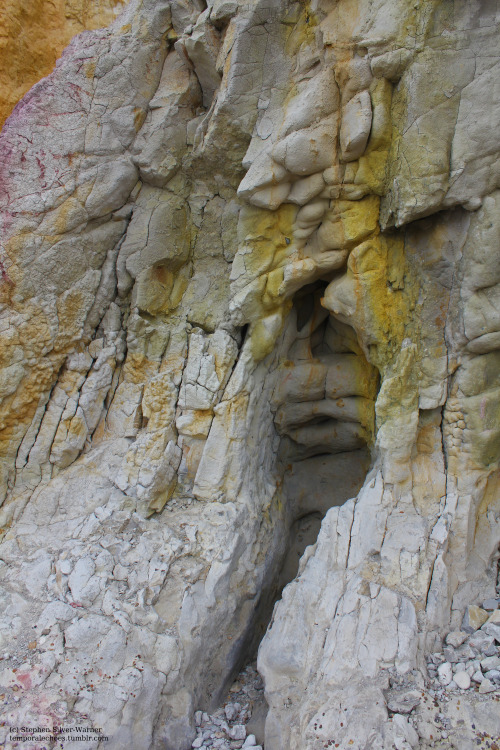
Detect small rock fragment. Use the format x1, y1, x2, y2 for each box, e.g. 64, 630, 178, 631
462, 605, 489, 633
225, 702, 241, 721
485, 669, 500, 681
229, 725, 246, 741
437, 662, 453, 686
480, 655, 500, 671
417, 720, 437, 741
386, 689, 421, 714
482, 623, 500, 641
454, 671, 471, 690
468, 631, 495, 654
443, 646, 458, 663
445, 631, 468, 648
392, 713, 419, 749
479, 678, 496, 693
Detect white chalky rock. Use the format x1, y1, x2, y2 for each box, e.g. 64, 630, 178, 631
392, 713, 419, 750
437, 662, 453, 686
272, 117, 338, 175
229, 724, 246, 740
479, 678, 496, 693
454, 671, 471, 690
339, 90, 372, 162
446, 631, 468, 648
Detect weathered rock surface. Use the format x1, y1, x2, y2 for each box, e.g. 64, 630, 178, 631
0, 0, 500, 748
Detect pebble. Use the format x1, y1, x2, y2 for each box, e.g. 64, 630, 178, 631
443, 646, 458, 663
387, 689, 421, 714
468, 631, 494, 653
484, 642, 499, 657
482, 599, 500, 611
242, 737, 257, 748
487, 610, 500, 627
456, 644, 475, 661
485, 669, 500, 681
225, 703, 241, 721
445, 631, 468, 648
229, 725, 246, 741
479, 678, 496, 693
454, 671, 471, 690
462, 605, 489, 633
437, 662, 453, 686
472, 670, 484, 683
480, 655, 500, 670
482, 622, 500, 641
417, 720, 436, 741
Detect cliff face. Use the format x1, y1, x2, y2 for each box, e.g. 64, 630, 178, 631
0, 0, 128, 128
0, 1, 499, 748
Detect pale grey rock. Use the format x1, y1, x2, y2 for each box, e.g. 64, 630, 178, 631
481, 655, 500, 671
485, 669, 500, 681
183, 10, 221, 108
479, 678, 496, 693
339, 90, 372, 162
371, 48, 413, 82
454, 671, 471, 690
229, 724, 246, 740
281, 67, 339, 135
392, 713, 419, 749
483, 623, 500, 641
446, 631, 468, 648
437, 662, 453, 686
286, 173, 325, 205
385, 689, 421, 714
272, 116, 338, 176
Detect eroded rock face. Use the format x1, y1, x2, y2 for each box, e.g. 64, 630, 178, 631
0, 0, 499, 748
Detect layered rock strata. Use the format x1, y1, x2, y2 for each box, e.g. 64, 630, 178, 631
0, 0, 499, 749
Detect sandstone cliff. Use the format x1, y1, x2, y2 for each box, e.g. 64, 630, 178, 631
0, 0, 128, 128
0, 0, 499, 748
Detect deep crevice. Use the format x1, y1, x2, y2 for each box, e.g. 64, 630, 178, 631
229, 284, 379, 678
